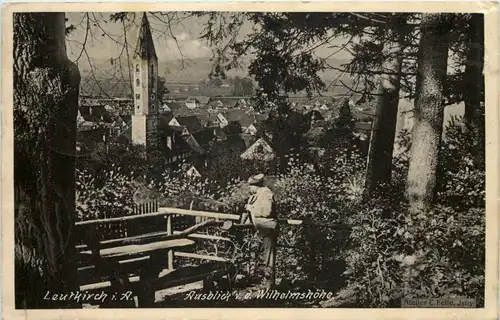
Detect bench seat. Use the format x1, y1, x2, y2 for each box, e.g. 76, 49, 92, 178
79, 262, 235, 294
80, 238, 195, 259
75, 214, 240, 307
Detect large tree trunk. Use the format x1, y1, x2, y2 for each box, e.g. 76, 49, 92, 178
463, 13, 485, 168
14, 13, 81, 308
364, 21, 406, 194
406, 14, 452, 213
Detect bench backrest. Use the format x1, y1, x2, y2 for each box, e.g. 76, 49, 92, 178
75, 202, 244, 265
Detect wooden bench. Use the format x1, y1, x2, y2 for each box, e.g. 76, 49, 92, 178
75, 204, 247, 307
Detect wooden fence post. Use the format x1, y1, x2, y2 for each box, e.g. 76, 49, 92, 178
167, 214, 174, 270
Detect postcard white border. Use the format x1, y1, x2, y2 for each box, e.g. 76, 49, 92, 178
2, 2, 498, 320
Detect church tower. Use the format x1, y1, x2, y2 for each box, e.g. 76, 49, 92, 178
132, 12, 159, 149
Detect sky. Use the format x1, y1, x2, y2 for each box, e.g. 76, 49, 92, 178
66, 13, 213, 60
65, 12, 351, 81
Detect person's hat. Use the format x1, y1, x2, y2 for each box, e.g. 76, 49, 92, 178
248, 173, 265, 185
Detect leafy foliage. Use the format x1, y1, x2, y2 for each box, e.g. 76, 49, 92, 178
436, 116, 485, 210
232, 76, 255, 96
257, 107, 311, 167
339, 121, 485, 307
76, 165, 138, 220
72, 12, 485, 307
74, 116, 485, 307
343, 200, 485, 307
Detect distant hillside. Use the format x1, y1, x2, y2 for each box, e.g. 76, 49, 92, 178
160, 57, 249, 82
79, 56, 353, 97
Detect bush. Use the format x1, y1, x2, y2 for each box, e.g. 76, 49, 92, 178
74, 115, 485, 307
340, 121, 485, 307
76, 165, 138, 220
158, 163, 243, 208
437, 116, 485, 210
270, 153, 362, 286
343, 199, 485, 307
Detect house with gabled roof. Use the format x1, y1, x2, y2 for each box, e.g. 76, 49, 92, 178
161, 103, 171, 112
210, 133, 254, 161
78, 105, 114, 124
169, 115, 203, 133
158, 112, 173, 126
170, 125, 190, 136
209, 98, 237, 110
162, 137, 195, 165
194, 96, 211, 105
119, 114, 132, 126
166, 102, 186, 115
185, 96, 200, 109
204, 114, 221, 127
243, 116, 267, 135
79, 98, 102, 107
153, 114, 215, 167
244, 124, 258, 135
185, 96, 211, 109
212, 99, 224, 108
217, 110, 256, 130
215, 113, 229, 127
186, 165, 202, 178
76, 123, 113, 166
183, 134, 206, 154
305, 110, 325, 125
233, 98, 248, 109
239, 133, 257, 149
191, 128, 216, 150
110, 114, 129, 131
303, 105, 312, 112
210, 126, 227, 142
156, 129, 198, 165
240, 137, 275, 161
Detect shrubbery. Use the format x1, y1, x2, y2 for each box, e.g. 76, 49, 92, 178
76, 164, 138, 220
75, 116, 484, 307
437, 116, 486, 210
338, 120, 485, 307
342, 201, 485, 307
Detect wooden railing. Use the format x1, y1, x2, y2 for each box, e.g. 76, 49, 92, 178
75, 203, 250, 271
75, 201, 351, 265
75, 201, 352, 301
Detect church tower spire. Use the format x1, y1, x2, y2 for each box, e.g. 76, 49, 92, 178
135, 12, 157, 60
132, 12, 159, 149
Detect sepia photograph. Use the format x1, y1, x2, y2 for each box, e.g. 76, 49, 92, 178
3, 3, 498, 317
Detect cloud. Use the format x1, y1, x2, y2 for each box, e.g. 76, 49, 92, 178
162, 37, 212, 60
175, 32, 189, 41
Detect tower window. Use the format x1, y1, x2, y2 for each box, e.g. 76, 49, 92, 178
135, 64, 140, 73
136, 94, 140, 100
150, 64, 155, 76
151, 94, 155, 100
151, 104, 156, 111
136, 79, 140, 87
